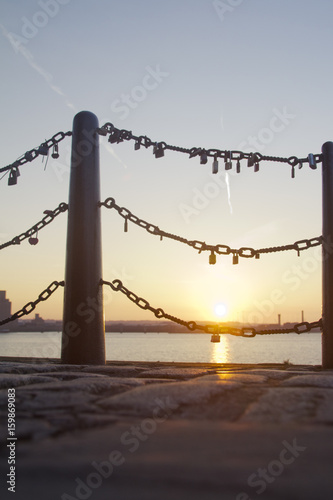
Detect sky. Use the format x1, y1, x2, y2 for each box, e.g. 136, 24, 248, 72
0, 0, 331, 325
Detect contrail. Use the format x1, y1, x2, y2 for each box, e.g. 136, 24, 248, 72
224, 171, 233, 214
1, 24, 76, 111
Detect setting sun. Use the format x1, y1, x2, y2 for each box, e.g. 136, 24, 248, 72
214, 302, 228, 318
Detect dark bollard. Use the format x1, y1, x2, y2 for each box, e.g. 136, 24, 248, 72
61, 111, 105, 365
322, 141, 333, 368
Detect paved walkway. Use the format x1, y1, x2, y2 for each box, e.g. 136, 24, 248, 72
1, 359, 333, 499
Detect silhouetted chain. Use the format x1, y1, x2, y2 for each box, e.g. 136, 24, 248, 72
0, 281, 65, 326
101, 279, 322, 337
0, 202, 68, 251
99, 197, 322, 264
0, 131, 72, 174
97, 123, 322, 173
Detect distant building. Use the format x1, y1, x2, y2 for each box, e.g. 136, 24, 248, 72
0, 291, 11, 322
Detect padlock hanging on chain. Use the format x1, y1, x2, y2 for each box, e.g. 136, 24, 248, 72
108, 130, 120, 144
8, 169, 17, 186
25, 151, 34, 162
247, 153, 255, 167
209, 251, 216, 265
308, 153, 317, 169
232, 253, 239, 265
124, 218, 129, 232
153, 142, 164, 159
236, 158, 241, 173
212, 155, 218, 174
134, 140, 141, 150
51, 144, 59, 159
28, 228, 39, 245
200, 150, 208, 165
38, 143, 49, 156
224, 151, 232, 170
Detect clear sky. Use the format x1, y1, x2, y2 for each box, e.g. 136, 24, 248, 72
0, 0, 331, 325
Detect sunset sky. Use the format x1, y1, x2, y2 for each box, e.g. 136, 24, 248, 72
0, 0, 332, 325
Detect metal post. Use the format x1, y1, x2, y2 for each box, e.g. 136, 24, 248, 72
61, 111, 105, 364
322, 141, 333, 368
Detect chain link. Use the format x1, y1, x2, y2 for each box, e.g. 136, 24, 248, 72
0, 131, 72, 175
0, 280, 65, 326
99, 197, 322, 264
0, 202, 68, 251
101, 279, 322, 337
98, 122, 322, 172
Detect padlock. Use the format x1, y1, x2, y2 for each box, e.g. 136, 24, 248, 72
97, 127, 108, 136
28, 237, 39, 245
212, 156, 218, 174
134, 140, 141, 150
291, 165, 295, 178
8, 169, 17, 186
38, 143, 49, 156
153, 143, 164, 158
247, 154, 255, 167
25, 151, 34, 162
124, 218, 128, 232
308, 153, 316, 169
209, 251, 216, 265
236, 159, 241, 173
108, 130, 120, 144
224, 151, 232, 170
51, 144, 59, 159
200, 151, 208, 164
254, 162, 259, 172
232, 253, 239, 265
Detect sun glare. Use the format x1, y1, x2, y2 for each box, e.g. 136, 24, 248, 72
214, 302, 228, 318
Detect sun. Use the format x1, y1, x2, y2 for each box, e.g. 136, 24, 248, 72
214, 302, 228, 318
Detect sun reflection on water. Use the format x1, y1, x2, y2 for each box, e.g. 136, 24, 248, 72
210, 334, 231, 364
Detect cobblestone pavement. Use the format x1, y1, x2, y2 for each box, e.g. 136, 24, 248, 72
1, 359, 333, 499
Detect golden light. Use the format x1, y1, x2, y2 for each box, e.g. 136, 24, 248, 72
214, 302, 228, 318
210, 335, 230, 364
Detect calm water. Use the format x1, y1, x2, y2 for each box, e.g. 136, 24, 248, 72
0, 331, 322, 365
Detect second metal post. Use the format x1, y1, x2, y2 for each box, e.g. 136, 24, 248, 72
322, 141, 333, 368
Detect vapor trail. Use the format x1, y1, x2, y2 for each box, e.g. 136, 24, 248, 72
224, 171, 233, 214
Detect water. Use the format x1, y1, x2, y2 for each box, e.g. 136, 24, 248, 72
0, 331, 322, 365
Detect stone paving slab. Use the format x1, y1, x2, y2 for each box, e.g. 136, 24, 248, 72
1, 360, 333, 499
5, 422, 333, 500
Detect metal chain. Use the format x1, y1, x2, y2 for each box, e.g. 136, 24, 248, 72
101, 279, 322, 337
0, 280, 65, 326
0, 131, 72, 174
99, 197, 322, 264
0, 202, 68, 251
98, 123, 322, 173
